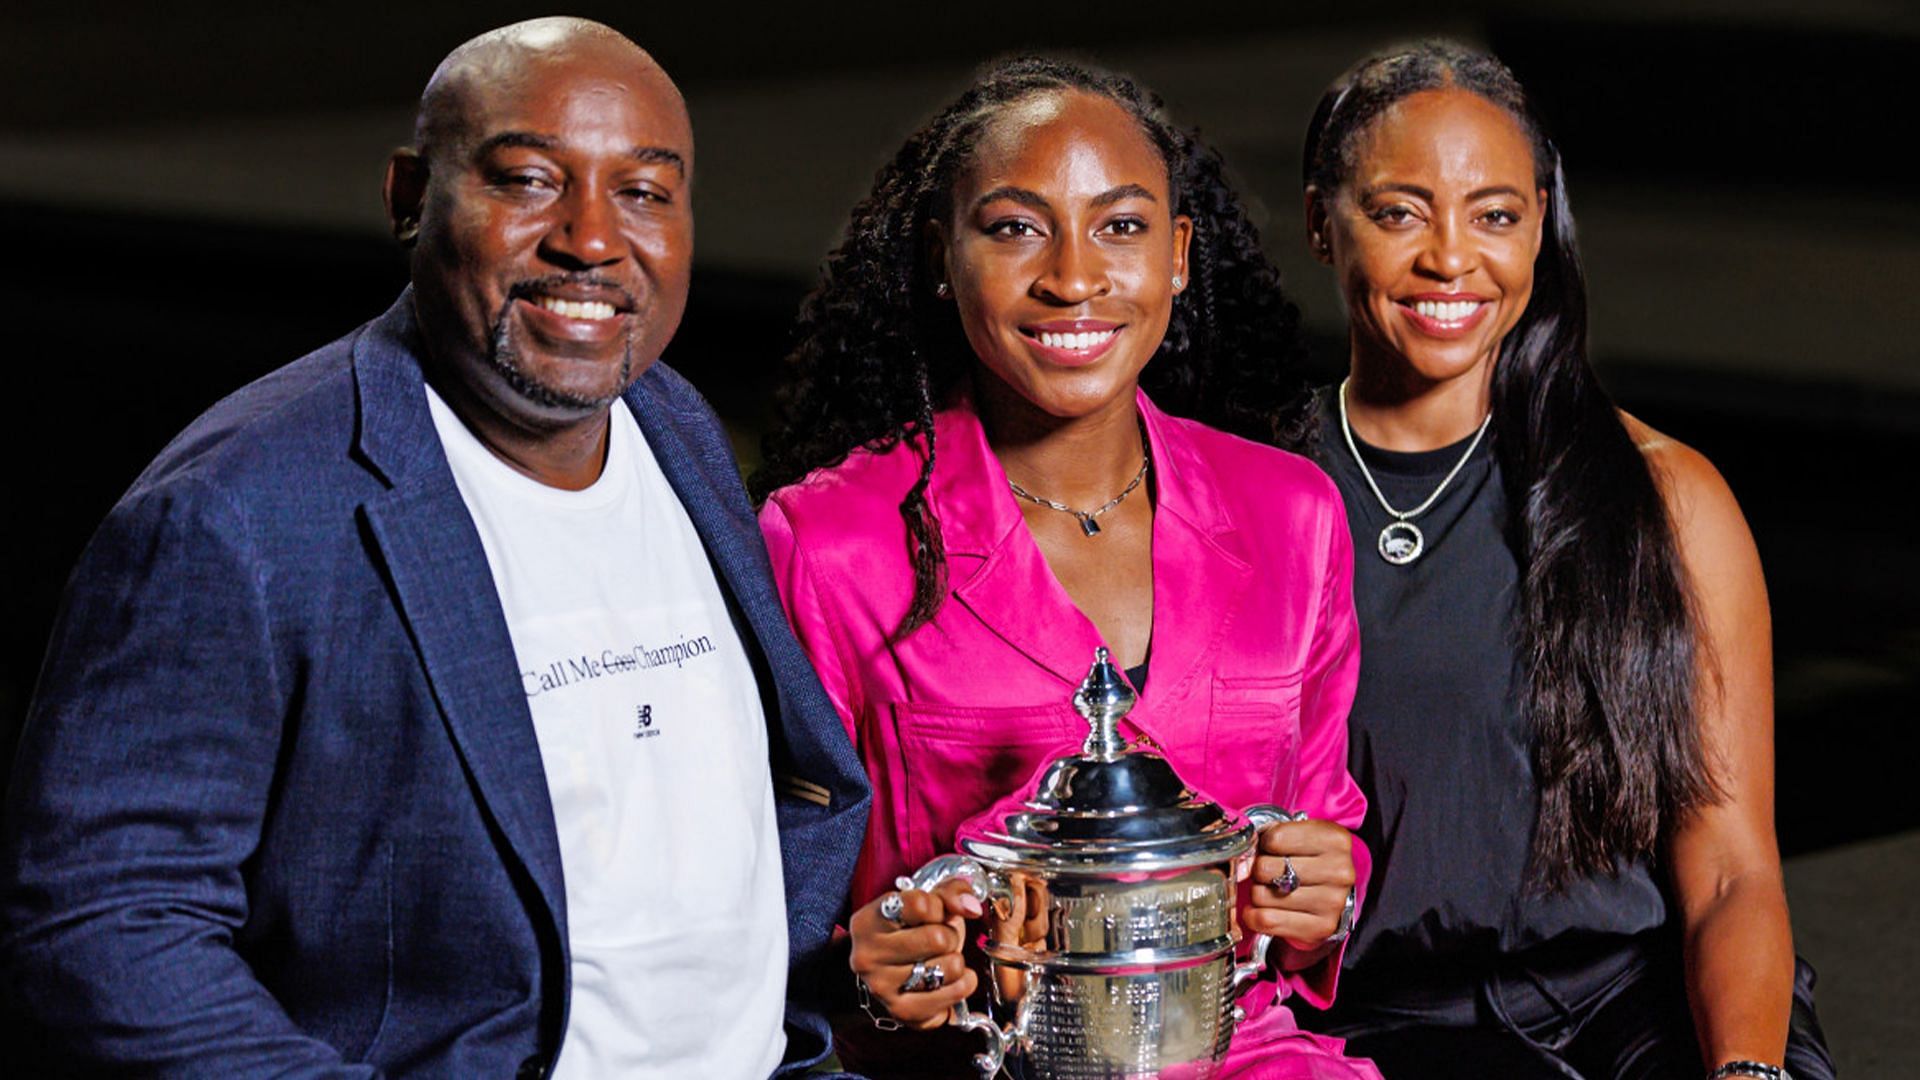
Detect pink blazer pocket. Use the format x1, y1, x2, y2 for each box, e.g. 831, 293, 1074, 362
1206, 673, 1303, 809
889, 701, 1086, 870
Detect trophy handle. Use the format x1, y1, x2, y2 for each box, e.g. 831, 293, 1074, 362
951, 1000, 1018, 1078
897, 856, 1019, 1079
1230, 803, 1309, 1020
897, 853, 993, 903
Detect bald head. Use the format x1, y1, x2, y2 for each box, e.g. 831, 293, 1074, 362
414, 17, 686, 166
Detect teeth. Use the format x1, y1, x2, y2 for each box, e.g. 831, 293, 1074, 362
537, 297, 617, 321
1412, 299, 1480, 323
1036, 329, 1116, 351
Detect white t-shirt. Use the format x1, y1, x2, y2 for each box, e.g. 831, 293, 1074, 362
427, 386, 787, 1079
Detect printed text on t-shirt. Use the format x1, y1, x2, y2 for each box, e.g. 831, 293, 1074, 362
522, 636, 718, 697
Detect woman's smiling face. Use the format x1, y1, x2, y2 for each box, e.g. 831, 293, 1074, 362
1314, 87, 1544, 392
934, 89, 1190, 423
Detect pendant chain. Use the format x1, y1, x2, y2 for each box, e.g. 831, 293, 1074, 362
1007, 443, 1151, 539
1338, 378, 1490, 564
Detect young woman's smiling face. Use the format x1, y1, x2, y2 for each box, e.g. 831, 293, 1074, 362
934, 89, 1190, 424
1313, 87, 1544, 394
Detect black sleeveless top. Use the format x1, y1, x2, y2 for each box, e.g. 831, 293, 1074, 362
1310, 391, 1667, 1027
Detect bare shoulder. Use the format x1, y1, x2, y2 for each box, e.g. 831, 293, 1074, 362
1618, 411, 1759, 580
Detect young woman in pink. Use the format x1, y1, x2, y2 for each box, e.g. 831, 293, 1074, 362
754, 58, 1377, 1079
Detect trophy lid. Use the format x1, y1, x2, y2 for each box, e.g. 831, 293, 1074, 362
952, 648, 1257, 874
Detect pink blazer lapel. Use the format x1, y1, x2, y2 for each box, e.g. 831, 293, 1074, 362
928, 393, 1256, 710
1133, 393, 1256, 712
933, 401, 1108, 686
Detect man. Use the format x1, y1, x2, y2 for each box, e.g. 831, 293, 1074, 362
1, 18, 867, 1078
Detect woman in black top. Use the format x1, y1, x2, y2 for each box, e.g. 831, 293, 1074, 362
1292, 42, 1833, 1080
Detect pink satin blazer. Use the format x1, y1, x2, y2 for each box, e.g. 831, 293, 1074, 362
760, 391, 1371, 1020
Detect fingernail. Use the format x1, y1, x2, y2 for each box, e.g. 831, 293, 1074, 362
957, 893, 984, 918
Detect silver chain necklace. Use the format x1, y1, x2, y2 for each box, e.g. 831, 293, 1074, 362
1007, 451, 1150, 538
1338, 378, 1490, 565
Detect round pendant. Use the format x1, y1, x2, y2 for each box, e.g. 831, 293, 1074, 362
1378, 520, 1424, 565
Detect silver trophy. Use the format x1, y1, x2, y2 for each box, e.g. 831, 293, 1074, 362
900, 647, 1297, 1079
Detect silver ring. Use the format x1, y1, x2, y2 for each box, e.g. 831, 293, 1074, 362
878, 891, 905, 926
900, 959, 943, 993
1272, 855, 1299, 895
1324, 886, 1357, 945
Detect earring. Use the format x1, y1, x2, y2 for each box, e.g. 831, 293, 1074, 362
935, 282, 950, 299
395, 218, 419, 244
1171, 275, 1183, 290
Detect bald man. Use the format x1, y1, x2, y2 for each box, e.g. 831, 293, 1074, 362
0, 19, 867, 1078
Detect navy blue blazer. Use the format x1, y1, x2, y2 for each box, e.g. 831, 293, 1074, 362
1, 292, 870, 1077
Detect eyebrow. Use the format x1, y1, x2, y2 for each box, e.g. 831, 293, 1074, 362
1467, 183, 1526, 201
630, 146, 687, 175
473, 132, 687, 176
1359, 182, 1527, 202
1090, 183, 1158, 208
975, 186, 1048, 211
974, 183, 1160, 212
474, 131, 558, 157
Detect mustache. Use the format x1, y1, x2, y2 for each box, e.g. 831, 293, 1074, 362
506, 273, 637, 310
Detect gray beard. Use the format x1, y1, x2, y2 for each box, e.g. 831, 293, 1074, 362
485, 300, 633, 411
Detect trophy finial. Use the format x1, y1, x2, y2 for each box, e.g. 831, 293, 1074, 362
1073, 646, 1135, 759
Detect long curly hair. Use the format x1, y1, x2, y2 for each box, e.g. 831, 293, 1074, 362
1304, 41, 1718, 890
753, 55, 1309, 637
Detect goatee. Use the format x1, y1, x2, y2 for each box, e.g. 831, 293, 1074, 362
483, 295, 633, 412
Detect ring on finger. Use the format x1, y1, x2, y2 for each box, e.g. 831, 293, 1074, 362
1271, 855, 1299, 896
878, 891, 905, 926
900, 959, 945, 993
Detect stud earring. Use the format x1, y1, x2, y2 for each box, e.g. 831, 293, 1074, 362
1171, 275, 1183, 290
395, 218, 420, 245
935, 282, 950, 299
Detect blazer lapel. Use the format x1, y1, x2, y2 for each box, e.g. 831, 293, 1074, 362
937, 394, 1256, 727
1133, 394, 1255, 712
624, 367, 872, 966
621, 370, 779, 657
936, 402, 1106, 687
350, 293, 569, 942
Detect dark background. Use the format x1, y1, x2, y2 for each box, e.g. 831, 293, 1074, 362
5, 1, 1916, 1069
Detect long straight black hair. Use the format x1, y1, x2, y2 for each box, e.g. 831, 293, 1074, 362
1304, 42, 1719, 890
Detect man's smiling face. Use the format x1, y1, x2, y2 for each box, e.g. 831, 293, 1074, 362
395, 30, 694, 427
